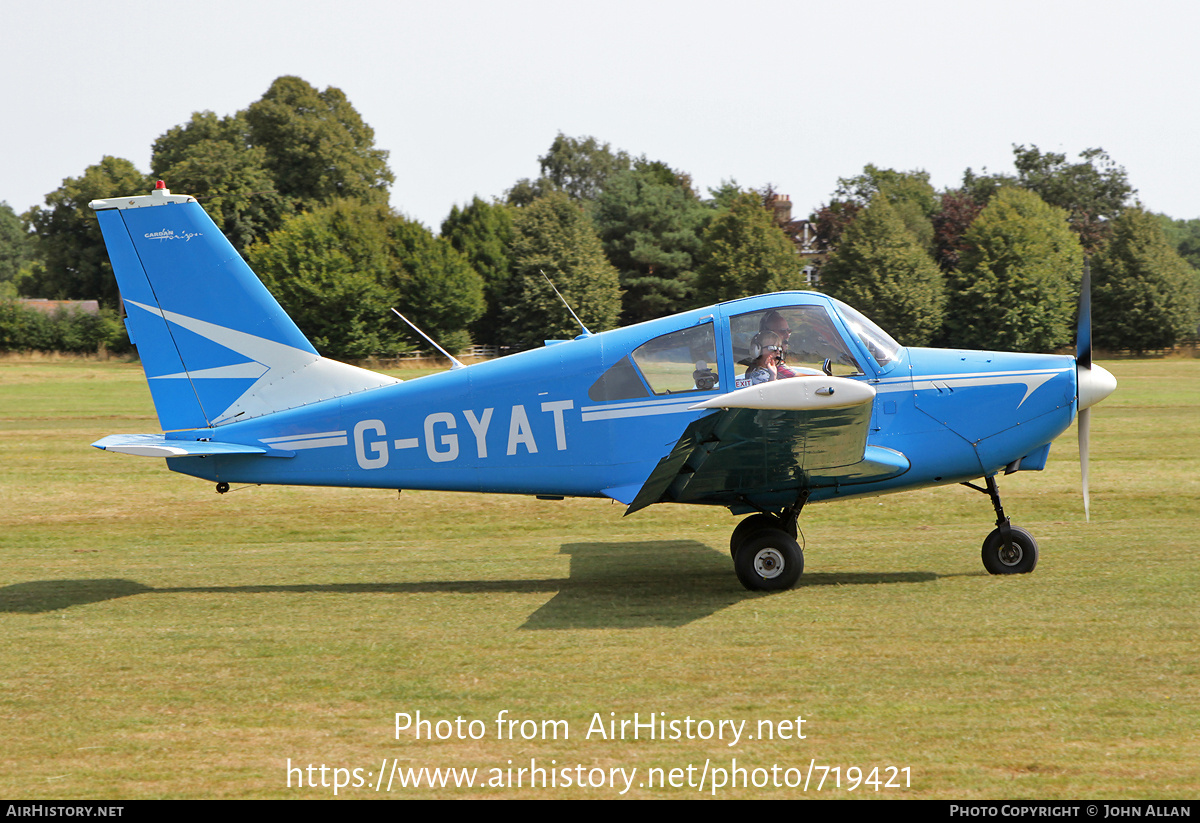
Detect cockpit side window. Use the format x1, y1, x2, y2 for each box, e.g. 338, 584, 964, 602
730, 306, 863, 386
588, 356, 650, 402
628, 322, 720, 396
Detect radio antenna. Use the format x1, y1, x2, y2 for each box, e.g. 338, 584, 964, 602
391, 308, 466, 370
541, 270, 592, 337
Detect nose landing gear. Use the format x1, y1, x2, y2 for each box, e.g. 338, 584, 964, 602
963, 475, 1039, 575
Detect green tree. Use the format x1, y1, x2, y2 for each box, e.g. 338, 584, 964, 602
945, 188, 1084, 352
387, 218, 484, 355
706, 179, 745, 211
960, 167, 1019, 207
593, 164, 708, 324
247, 201, 482, 360
1013, 145, 1134, 252
694, 192, 804, 303
821, 165, 938, 255
151, 111, 291, 253
152, 109, 245, 172
441, 197, 515, 344
1092, 208, 1199, 351
835, 164, 939, 218
633, 158, 695, 192
0, 300, 54, 351
0, 302, 124, 354
247, 200, 401, 359
500, 192, 621, 344
151, 77, 392, 252
244, 76, 394, 208
23, 157, 152, 307
0, 202, 32, 284
1154, 213, 1200, 271
819, 195, 945, 346
507, 133, 632, 208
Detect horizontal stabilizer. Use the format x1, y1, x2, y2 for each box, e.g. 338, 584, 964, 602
92, 434, 285, 458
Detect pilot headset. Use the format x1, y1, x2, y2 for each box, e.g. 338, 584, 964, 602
749, 331, 784, 360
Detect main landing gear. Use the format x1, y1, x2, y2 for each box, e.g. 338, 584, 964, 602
729, 476, 1040, 589
729, 505, 805, 592
962, 475, 1039, 575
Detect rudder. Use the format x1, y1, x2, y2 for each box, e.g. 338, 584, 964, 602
91, 184, 396, 431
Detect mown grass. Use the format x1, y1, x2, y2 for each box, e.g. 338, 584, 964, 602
0, 357, 1196, 799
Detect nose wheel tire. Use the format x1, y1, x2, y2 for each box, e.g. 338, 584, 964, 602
733, 529, 803, 591
981, 526, 1038, 574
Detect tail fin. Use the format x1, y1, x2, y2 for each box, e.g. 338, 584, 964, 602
90, 184, 396, 431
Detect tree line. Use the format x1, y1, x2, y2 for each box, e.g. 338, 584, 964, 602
2, 76, 1197, 358
813, 154, 1199, 353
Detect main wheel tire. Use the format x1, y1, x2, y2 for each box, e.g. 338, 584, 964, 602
729, 513, 794, 557
981, 526, 1039, 574
734, 529, 804, 591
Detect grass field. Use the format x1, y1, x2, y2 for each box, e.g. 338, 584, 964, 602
1, 356, 1197, 799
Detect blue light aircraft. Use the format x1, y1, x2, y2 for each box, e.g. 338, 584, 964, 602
88, 183, 1117, 591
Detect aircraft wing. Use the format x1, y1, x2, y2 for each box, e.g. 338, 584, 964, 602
624, 376, 909, 514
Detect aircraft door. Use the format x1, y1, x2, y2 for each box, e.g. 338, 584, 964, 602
726, 304, 866, 388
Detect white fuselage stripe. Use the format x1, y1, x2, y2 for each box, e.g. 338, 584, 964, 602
278, 437, 349, 450
582, 402, 701, 421
580, 396, 702, 414
874, 368, 1070, 388
260, 430, 348, 444
259, 430, 349, 450
873, 368, 1070, 407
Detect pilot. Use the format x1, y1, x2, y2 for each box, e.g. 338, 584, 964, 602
745, 331, 785, 385
759, 311, 797, 378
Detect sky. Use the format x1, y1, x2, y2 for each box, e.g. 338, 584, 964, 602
3, 0, 1198, 231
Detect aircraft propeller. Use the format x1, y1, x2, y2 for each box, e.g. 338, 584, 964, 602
1075, 260, 1118, 520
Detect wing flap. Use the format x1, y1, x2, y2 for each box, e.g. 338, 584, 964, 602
626, 381, 908, 514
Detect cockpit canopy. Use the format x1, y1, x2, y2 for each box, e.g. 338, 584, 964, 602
587, 295, 903, 402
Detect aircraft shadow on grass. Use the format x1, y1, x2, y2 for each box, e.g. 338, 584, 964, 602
0, 541, 938, 628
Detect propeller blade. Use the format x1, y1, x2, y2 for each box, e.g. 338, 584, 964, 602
1078, 407, 1091, 522
1076, 259, 1092, 371
1076, 362, 1115, 521
1074, 258, 1115, 520
1076, 258, 1102, 520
